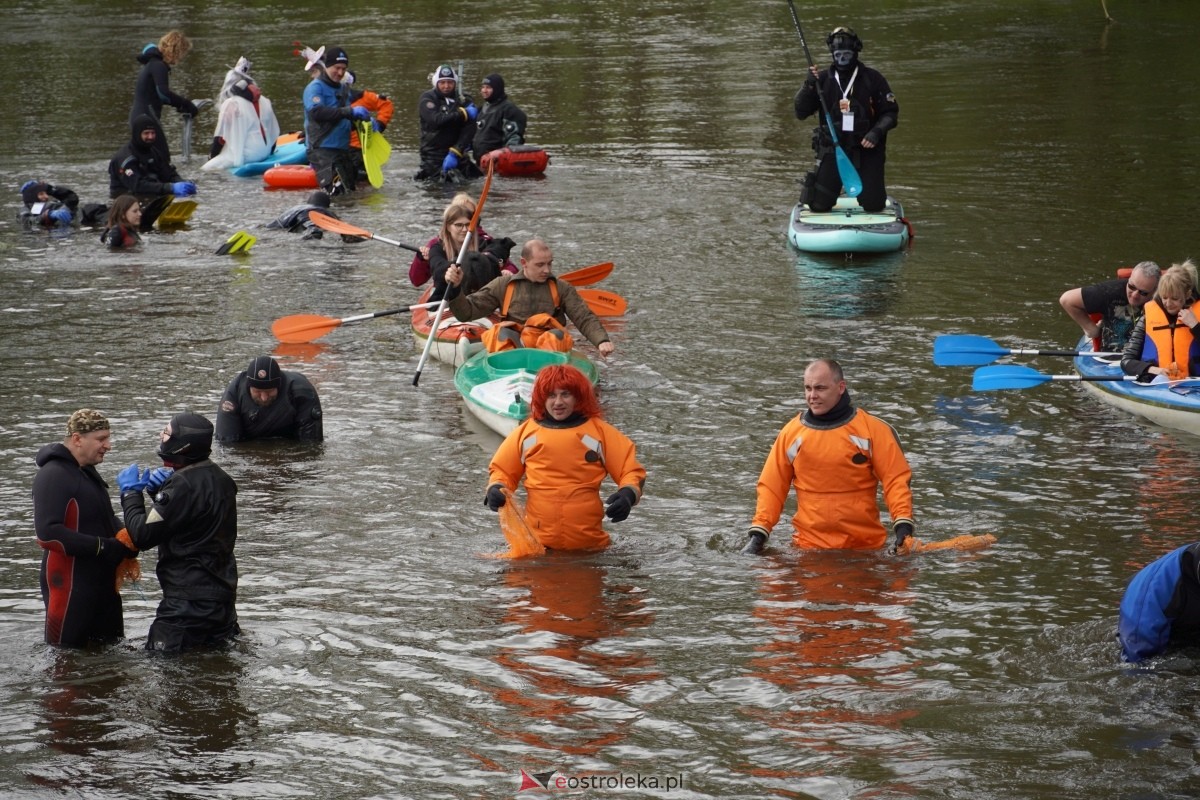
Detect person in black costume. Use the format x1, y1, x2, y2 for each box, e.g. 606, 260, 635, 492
119, 412, 239, 652
32, 409, 137, 647
216, 356, 324, 443
793, 26, 898, 213
266, 190, 338, 240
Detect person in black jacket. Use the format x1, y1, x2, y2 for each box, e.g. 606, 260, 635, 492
32, 409, 137, 647
415, 64, 479, 182
471, 73, 528, 160
118, 412, 239, 652
129, 31, 198, 162
108, 115, 196, 230
216, 356, 324, 443
794, 26, 898, 213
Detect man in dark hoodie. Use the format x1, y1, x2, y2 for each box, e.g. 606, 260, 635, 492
129, 30, 198, 161
108, 115, 196, 230
471, 73, 528, 161
118, 412, 240, 652
32, 409, 138, 647
416, 64, 478, 182
793, 26, 898, 213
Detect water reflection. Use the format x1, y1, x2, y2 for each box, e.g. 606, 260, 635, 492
740, 551, 916, 782
788, 248, 906, 318
478, 554, 658, 760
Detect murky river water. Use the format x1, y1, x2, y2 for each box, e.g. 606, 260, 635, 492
2, 1, 1200, 798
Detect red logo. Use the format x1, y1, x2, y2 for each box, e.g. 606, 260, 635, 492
518, 770, 557, 792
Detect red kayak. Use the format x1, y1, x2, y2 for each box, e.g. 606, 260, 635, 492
479, 146, 550, 177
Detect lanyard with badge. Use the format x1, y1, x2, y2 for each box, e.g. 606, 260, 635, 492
834, 67, 859, 132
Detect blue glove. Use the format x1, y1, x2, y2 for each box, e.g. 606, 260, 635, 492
49, 208, 72, 225
171, 181, 197, 197
350, 106, 371, 121
465, 103, 478, 121
371, 119, 384, 133
145, 467, 174, 495
441, 151, 459, 172
116, 463, 149, 494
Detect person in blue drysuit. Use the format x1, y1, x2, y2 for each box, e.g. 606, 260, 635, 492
1119, 542, 1200, 662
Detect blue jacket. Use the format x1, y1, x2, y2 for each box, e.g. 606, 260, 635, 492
1119, 542, 1200, 661
304, 74, 352, 150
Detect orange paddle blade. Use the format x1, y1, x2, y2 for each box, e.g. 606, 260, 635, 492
578, 288, 627, 317
902, 534, 997, 554
490, 490, 545, 559
560, 262, 613, 287
272, 314, 342, 343
308, 211, 371, 238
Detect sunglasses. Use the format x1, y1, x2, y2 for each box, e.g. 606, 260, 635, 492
1127, 283, 1153, 298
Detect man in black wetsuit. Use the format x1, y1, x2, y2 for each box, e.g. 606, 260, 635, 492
216, 355, 324, 443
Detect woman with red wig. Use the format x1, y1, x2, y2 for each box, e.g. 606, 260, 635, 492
484, 364, 646, 551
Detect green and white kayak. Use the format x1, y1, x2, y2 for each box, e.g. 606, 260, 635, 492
454, 348, 599, 437
787, 195, 910, 253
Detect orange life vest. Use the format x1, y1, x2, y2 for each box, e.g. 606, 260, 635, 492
482, 279, 574, 353
1142, 300, 1200, 379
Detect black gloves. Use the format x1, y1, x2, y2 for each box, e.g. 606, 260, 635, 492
888, 521, 914, 555
484, 484, 507, 512
604, 487, 638, 522
741, 526, 768, 555
99, 537, 135, 566
181, 99, 199, 116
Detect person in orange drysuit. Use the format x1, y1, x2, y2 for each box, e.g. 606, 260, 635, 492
484, 364, 645, 551
740, 358, 914, 554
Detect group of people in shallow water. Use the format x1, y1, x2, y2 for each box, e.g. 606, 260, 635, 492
18, 30, 531, 248
23, 27, 1200, 665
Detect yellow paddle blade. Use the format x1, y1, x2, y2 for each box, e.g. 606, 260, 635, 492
901, 534, 997, 554
488, 490, 545, 559
271, 314, 342, 343
358, 121, 391, 188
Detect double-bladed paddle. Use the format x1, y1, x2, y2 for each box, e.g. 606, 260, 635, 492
308, 211, 420, 252
271, 302, 440, 344
972, 364, 1138, 391
934, 334, 1120, 367
784, 0, 863, 198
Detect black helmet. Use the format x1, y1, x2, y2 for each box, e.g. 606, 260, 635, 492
245, 355, 283, 390
827, 26, 863, 54
157, 412, 213, 465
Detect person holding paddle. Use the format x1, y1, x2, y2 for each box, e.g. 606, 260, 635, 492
740, 359, 914, 555
129, 32, 198, 163
1120, 260, 1200, 382
794, 26, 898, 213
426, 201, 516, 302
410, 192, 515, 287
484, 364, 645, 552
215, 356, 323, 443
303, 46, 371, 195
445, 239, 615, 357
1059, 261, 1161, 351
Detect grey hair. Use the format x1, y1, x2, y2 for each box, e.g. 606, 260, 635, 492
1132, 260, 1162, 279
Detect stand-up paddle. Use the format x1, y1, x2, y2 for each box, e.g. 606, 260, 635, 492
933, 334, 1120, 367
784, 0, 862, 197
414, 159, 496, 387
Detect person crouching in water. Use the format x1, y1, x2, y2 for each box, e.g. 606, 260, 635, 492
101, 195, 142, 248
484, 364, 645, 551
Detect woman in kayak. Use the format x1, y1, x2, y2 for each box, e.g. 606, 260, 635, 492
1121, 259, 1200, 381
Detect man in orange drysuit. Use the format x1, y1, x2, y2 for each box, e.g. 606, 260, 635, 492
484, 364, 645, 551
740, 358, 914, 554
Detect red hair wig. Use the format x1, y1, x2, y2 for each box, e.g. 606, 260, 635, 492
530, 364, 601, 421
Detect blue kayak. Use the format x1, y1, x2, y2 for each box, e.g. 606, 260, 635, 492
1073, 339, 1200, 436
231, 140, 308, 177
787, 195, 910, 253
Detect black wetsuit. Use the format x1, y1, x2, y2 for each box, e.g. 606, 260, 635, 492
32, 443, 124, 646
215, 370, 324, 442
121, 460, 239, 651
